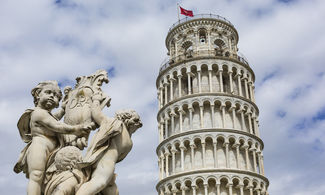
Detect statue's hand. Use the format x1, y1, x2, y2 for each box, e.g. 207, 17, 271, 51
76, 137, 88, 149
61, 99, 68, 110
63, 134, 77, 146
76, 122, 96, 135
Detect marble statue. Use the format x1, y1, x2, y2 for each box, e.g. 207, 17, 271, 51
14, 70, 142, 195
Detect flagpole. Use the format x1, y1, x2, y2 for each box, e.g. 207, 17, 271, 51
177, 3, 180, 22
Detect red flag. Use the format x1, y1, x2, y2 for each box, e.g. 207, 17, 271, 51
180, 6, 193, 17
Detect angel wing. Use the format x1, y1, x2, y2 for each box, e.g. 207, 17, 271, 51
17, 109, 34, 143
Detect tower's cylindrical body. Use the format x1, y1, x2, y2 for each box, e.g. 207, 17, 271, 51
156, 14, 269, 195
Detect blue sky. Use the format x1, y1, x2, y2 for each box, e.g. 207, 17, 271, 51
1, 0, 325, 194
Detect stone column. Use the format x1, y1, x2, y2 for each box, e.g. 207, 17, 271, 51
179, 108, 184, 133
172, 188, 178, 195
262, 188, 267, 195
164, 115, 170, 139
256, 119, 261, 137
216, 184, 221, 195
244, 76, 249, 98
228, 184, 233, 195
204, 184, 208, 195
208, 69, 213, 92
246, 111, 253, 134
256, 188, 261, 195
169, 76, 175, 101
180, 143, 186, 171
220, 104, 226, 128
160, 188, 164, 195
165, 186, 171, 195
213, 140, 218, 168
233, 142, 240, 169
256, 149, 262, 174
218, 70, 224, 92
228, 37, 232, 51
248, 186, 253, 195
237, 108, 245, 131
197, 70, 202, 93
210, 104, 215, 127
159, 83, 163, 106
229, 106, 236, 129
252, 113, 257, 136
260, 153, 265, 175
187, 72, 193, 95
159, 118, 164, 142
202, 141, 206, 168
248, 81, 254, 101
242, 144, 250, 170
171, 145, 177, 174
236, 73, 242, 96
199, 104, 204, 128
208, 29, 211, 49
165, 150, 170, 177
181, 185, 188, 195
251, 83, 256, 102
177, 74, 182, 98
195, 31, 199, 53
229, 71, 233, 94
192, 185, 197, 195
164, 82, 169, 105
190, 142, 196, 169
189, 106, 194, 130
250, 146, 257, 172
170, 111, 176, 135
158, 158, 162, 180
160, 153, 165, 178
224, 140, 230, 168
238, 183, 244, 195
157, 91, 161, 109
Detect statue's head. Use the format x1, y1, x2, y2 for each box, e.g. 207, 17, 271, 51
31, 81, 62, 109
54, 146, 82, 171
115, 109, 143, 134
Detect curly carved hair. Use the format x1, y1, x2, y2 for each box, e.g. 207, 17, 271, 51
31, 80, 62, 107
54, 146, 82, 171
115, 109, 142, 130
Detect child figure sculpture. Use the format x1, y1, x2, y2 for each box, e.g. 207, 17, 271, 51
14, 81, 94, 195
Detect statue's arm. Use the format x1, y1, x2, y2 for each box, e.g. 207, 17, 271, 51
91, 93, 110, 126
53, 108, 65, 120
32, 109, 83, 134
53, 98, 68, 120
99, 92, 111, 109
91, 104, 107, 126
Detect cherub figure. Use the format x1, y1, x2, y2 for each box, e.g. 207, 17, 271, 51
14, 81, 94, 195
44, 146, 86, 195
76, 109, 143, 195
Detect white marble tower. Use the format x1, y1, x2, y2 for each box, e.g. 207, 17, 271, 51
156, 14, 269, 195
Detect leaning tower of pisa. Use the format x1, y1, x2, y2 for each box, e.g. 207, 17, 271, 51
156, 14, 269, 195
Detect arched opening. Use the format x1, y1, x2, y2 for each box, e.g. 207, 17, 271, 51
214, 39, 226, 56
199, 29, 207, 44
182, 41, 193, 58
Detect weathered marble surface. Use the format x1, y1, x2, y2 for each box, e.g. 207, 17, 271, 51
14, 70, 142, 195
